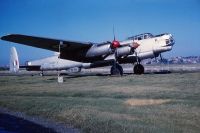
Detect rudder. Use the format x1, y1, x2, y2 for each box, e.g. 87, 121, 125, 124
10, 47, 19, 72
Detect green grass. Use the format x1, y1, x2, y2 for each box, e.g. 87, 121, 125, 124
0, 73, 200, 133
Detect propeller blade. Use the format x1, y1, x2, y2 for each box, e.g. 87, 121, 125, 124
111, 26, 120, 49
132, 41, 140, 49
113, 25, 116, 41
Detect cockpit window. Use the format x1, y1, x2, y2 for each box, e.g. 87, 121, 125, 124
166, 39, 169, 44
127, 33, 153, 40
138, 37, 142, 40
155, 33, 168, 37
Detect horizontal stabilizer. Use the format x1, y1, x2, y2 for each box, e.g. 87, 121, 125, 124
20, 65, 41, 71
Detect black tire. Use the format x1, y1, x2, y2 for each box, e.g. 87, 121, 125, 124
110, 64, 123, 76
134, 64, 144, 74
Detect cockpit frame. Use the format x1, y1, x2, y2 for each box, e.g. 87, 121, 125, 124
127, 33, 154, 41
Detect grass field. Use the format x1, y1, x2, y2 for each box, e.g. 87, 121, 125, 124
0, 72, 200, 133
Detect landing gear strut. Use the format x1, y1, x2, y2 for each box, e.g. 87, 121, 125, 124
134, 64, 144, 74
133, 53, 144, 75
110, 63, 123, 76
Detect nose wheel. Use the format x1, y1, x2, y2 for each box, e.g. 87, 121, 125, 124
134, 64, 144, 74
110, 63, 123, 76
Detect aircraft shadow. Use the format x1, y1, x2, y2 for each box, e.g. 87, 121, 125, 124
60, 71, 172, 79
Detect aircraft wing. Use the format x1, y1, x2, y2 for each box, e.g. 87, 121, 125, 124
1, 34, 93, 52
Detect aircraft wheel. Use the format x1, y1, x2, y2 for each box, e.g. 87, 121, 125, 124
134, 64, 144, 74
110, 63, 123, 76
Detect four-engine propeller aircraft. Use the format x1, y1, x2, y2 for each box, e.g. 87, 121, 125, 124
1, 33, 174, 75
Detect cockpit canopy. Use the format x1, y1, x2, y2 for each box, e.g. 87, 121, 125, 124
127, 33, 153, 41
154, 33, 169, 37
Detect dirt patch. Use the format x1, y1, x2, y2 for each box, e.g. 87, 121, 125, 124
124, 99, 171, 106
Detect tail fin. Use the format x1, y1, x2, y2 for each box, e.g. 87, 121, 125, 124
10, 47, 19, 72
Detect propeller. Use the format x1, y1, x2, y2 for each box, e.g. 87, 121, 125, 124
132, 41, 140, 49
153, 51, 163, 64
109, 27, 140, 61
111, 26, 120, 49
160, 54, 163, 62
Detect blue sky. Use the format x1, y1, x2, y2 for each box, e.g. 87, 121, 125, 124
0, 0, 200, 66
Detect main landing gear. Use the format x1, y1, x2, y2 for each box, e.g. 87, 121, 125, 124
110, 60, 144, 76
133, 63, 144, 74
133, 54, 144, 75
110, 63, 144, 75
110, 62, 123, 76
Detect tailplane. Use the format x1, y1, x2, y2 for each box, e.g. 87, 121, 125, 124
10, 47, 19, 72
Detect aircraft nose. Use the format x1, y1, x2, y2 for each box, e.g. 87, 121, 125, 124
169, 37, 175, 46
166, 35, 175, 46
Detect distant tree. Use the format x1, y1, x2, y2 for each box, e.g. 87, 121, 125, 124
0, 67, 9, 71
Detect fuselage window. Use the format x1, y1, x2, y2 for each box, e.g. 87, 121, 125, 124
166, 39, 169, 44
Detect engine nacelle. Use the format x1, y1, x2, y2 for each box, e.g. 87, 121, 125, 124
86, 43, 112, 57
115, 46, 133, 57
86, 43, 136, 58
